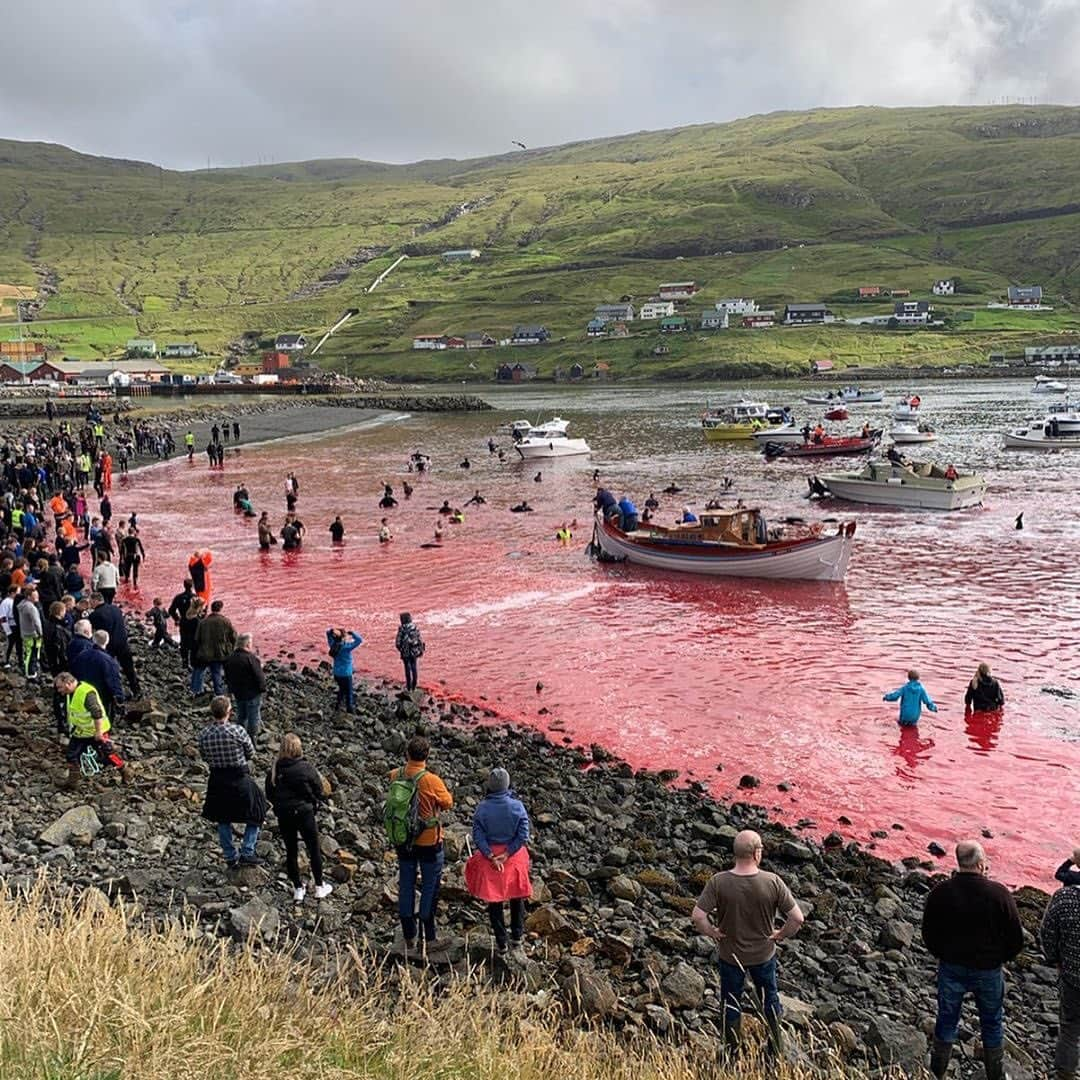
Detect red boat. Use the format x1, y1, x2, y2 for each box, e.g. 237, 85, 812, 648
763, 430, 881, 459
824, 406, 849, 421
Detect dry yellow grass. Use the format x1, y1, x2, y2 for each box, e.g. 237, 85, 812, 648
0, 882, 868, 1080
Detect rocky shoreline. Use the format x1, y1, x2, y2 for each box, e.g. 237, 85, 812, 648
0, 622, 1061, 1077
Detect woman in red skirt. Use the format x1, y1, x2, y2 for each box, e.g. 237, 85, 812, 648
465, 768, 531, 953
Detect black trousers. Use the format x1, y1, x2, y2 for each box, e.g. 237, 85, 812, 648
488, 898, 525, 948
278, 807, 323, 887
113, 643, 140, 695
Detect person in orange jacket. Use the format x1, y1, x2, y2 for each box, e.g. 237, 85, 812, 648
188, 550, 213, 604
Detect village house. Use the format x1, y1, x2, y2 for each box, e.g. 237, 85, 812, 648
0, 360, 38, 382
858, 286, 881, 299
464, 332, 496, 349
1008, 285, 1044, 307
659, 315, 688, 334
412, 335, 447, 351
700, 310, 728, 330
889, 289, 910, 298
715, 298, 757, 316
31, 358, 171, 385
742, 310, 776, 329
274, 333, 306, 352
810, 359, 835, 374
162, 342, 200, 358
0, 339, 46, 359
569, 363, 585, 380
932, 279, 955, 296
495, 362, 537, 382
262, 351, 292, 373
442, 249, 481, 262
586, 318, 607, 337
511, 325, 550, 346
594, 302, 635, 322
784, 303, 834, 326
639, 300, 676, 320
657, 282, 699, 301
126, 338, 158, 357
893, 299, 933, 325
608, 322, 629, 338
593, 361, 612, 380
1025, 345, 1080, 363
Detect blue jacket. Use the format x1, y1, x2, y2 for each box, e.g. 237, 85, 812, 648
69, 644, 125, 706
472, 790, 530, 857
89, 602, 129, 653
327, 630, 362, 677
884, 680, 937, 725
67, 635, 94, 666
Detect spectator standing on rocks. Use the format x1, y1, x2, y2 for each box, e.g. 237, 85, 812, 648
88, 591, 140, 695
326, 628, 362, 714
265, 733, 332, 903
965, 662, 1005, 712
167, 579, 195, 655
90, 553, 119, 605
146, 598, 171, 649
1041, 847, 1080, 1078
883, 668, 937, 726
17, 585, 42, 680
224, 633, 266, 737
68, 628, 125, 720
921, 840, 1023, 1080
54, 671, 127, 787
192, 599, 236, 696
691, 829, 804, 1057
180, 596, 205, 671
395, 612, 425, 692
387, 736, 453, 951
465, 767, 531, 955
198, 695, 265, 869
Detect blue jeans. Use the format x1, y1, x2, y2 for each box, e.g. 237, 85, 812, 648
397, 844, 444, 942
192, 662, 224, 695
935, 962, 1004, 1049
402, 656, 418, 691
719, 955, 781, 1024
234, 695, 262, 737
217, 822, 259, 864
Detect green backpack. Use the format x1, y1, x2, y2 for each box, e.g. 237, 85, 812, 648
384, 767, 436, 847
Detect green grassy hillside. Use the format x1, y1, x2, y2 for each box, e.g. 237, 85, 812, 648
2, 106, 1080, 377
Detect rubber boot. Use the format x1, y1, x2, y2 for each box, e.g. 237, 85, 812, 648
722, 1013, 742, 1056
983, 1045, 1006, 1080
61, 764, 80, 790
929, 1039, 954, 1078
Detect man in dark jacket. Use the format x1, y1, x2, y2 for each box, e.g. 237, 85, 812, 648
88, 592, 140, 695
922, 840, 1023, 1080
36, 558, 65, 611
192, 599, 236, 696
43, 601, 74, 732
1041, 849, 1080, 1078
168, 578, 196, 667
69, 628, 125, 718
223, 633, 266, 737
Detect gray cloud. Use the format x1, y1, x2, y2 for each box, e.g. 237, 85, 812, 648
2, 0, 1078, 169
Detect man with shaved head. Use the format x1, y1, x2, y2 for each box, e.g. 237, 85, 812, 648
691, 829, 804, 1057
921, 840, 1023, 1080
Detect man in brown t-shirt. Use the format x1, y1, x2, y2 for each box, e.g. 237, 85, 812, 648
692, 829, 804, 1056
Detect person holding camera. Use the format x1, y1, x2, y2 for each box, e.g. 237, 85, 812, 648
326, 627, 363, 714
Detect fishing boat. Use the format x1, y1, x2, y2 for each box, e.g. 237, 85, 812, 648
515, 418, 591, 459
1040, 403, 1080, 434
809, 460, 986, 511
804, 394, 844, 406
892, 395, 922, 421
891, 421, 936, 444
701, 401, 770, 441
764, 430, 881, 460
1004, 426, 1080, 450
824, 406, 849, 421
592, 508, 856, 581
1033, 375, 1067, 394
841, 387, 885, 403
752, 424, 806, 445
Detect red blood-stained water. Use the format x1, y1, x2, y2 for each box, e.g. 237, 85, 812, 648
113, 382, 1079, 887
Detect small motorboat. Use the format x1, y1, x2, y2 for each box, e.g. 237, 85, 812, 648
893, 395, 922, 421
810, 460, 986, 511
804, 394, 843, 406
1033, 375, 1067, 394
824, 406, 849, 421
764, 430, 881, 459
891, 421, 937, 444
752, 424, 806, 445
841, 387, 885, 403
515, 418, 590, 459
702, 400, 770, 441
1004, 426, 1080, 450
502, 417, 569, 439
592, 508, 856, 582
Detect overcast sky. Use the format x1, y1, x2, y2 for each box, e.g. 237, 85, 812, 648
3, 0, 1078, 170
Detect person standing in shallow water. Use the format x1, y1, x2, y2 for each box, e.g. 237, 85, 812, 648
965, 662, 1005, 712
395, 612, 425, 691
883, 668, 937, 726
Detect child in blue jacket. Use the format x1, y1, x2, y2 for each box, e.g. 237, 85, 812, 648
884, 669, 937, 726
327, 628, 362, 714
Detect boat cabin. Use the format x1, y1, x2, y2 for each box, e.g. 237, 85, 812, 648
649, 507, 768, 547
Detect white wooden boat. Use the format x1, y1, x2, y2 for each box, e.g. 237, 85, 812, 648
891, 422, 936, 444
811, 460, 986, 511
841, 387, 885, 403
1004, 426, 1080, 450
752, 424, 805, 445
1033, 375, 1067, 394
592, 509, 855, 581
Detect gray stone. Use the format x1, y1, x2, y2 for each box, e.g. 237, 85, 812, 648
559, 964, 618, 1018
779, 840, 814, 862
777, 992, 815, 1027
229, 896, 280, 940
661, 961, 705, 1009
40, 806, 102, 847
864, 1016, 928, 1072
609, 874, 643, 902
879, 919, 915, 951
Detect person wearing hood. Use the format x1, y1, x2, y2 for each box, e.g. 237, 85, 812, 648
265, 733, 332, 903
326, 628, 363, 713
964, 663, 1004, 713
465, 767, 532, 954
884, 669, 937, 726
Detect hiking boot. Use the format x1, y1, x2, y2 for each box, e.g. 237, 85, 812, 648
929, 1039, 954, 1078
61, 764, 80, 790
983, 1046, 1006, 1080
119, 764, 134, 784
238, 854, 265, 867
225, 858, 240, 871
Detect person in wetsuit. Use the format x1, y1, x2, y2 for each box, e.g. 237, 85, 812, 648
329, 516, 345, 543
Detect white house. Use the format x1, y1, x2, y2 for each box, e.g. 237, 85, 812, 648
639, 300, 676, 320
715, 298, 758, 316
275, 333, 307, 351
932, 280, 955, 296
893, 300, 933, 325
442, 249, 481, 262
412, 335, 447, 351
163, 342, 200, 358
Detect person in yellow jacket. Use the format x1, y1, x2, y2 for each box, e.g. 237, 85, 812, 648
53, 672, 128, 787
